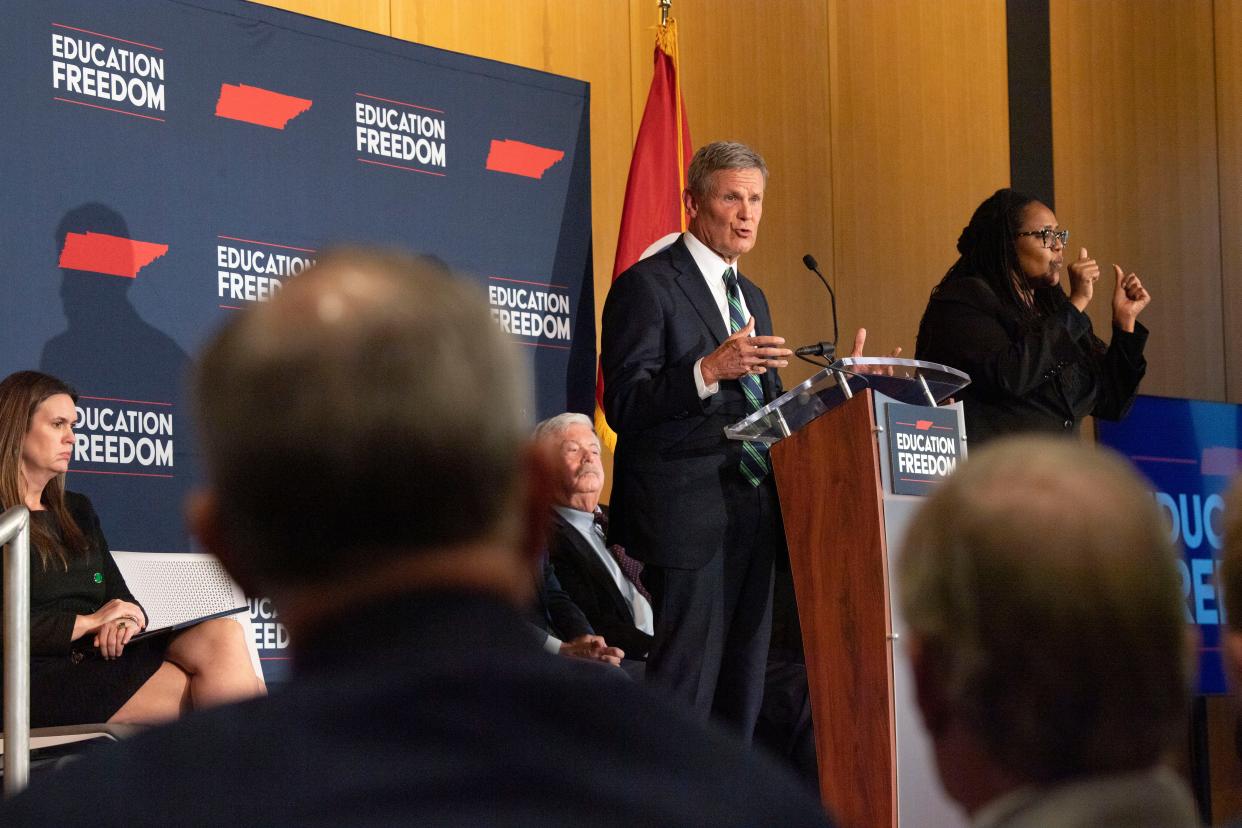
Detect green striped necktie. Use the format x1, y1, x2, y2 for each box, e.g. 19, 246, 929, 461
724, 267, 770, 486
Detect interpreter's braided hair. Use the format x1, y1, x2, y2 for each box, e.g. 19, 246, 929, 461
940, 187, 1065, 324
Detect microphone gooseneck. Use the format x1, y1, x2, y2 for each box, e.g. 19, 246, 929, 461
800, 252, 839, 355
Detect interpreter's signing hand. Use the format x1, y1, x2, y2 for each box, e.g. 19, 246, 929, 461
1067, 247, 1100, 312
560, 634, 624, 667
700, 317, 792, 386
1111, 264, 1150, 332
848, 327, 903, 375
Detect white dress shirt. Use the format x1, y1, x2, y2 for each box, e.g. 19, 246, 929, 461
683, 231, 751, 399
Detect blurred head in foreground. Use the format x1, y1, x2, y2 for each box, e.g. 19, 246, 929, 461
190, 248, 545, 636
898, 436, 1192, 817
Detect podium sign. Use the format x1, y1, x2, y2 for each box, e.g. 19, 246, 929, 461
884, 402, 964, 495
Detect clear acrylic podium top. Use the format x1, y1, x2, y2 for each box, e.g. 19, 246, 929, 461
724, 357, 971, 446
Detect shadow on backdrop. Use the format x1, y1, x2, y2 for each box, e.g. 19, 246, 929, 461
41, 203, 194, 550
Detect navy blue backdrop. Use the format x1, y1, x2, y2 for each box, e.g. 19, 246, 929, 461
1098, 395, 1242, 695
2, 0, 595, 677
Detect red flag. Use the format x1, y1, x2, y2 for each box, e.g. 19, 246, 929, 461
595, 19, 693, 449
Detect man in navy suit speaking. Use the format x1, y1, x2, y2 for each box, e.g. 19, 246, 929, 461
601, 141, 794, 737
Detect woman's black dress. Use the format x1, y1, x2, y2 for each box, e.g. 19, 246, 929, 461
11, 491, 167, 726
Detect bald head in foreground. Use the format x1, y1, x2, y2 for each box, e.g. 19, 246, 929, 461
899, 437, 1197, 828
0, 249, 831, 827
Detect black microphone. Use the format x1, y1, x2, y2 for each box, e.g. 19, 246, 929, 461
802, 254, 840, 353
795, 341, 835, 358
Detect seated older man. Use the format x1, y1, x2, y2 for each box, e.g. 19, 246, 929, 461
898, 436, 1197, 828
535, 413, 653, 662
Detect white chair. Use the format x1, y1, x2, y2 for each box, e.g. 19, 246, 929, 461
111, 551, 263, 681
2, 552, 263, 774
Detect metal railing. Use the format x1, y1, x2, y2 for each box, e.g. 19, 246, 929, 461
0, 505, 30, 797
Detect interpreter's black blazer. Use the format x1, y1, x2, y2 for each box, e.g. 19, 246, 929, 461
601, 235, 782, 569
915, 276, 1147, 446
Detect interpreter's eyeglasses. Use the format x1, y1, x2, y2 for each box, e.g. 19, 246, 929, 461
1016, 228, 1069, 249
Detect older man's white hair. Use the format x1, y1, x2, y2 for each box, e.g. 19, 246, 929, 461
533, 412, 595, 444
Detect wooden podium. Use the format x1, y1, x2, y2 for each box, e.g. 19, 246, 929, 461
727, 359, 970, 828
772, 390, 895, 825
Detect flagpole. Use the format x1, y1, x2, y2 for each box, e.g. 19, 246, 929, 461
659, 0, 671, 27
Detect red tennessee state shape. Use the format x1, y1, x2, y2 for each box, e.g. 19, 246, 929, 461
215, 84, 313, 129
916, 420, 934, 431
58, 232, 169, 279
485, 139, 565, 179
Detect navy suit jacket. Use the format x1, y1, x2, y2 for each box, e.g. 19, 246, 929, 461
0, 591, 834, 827
601, 235, 782, 569
547, 507, 652, 658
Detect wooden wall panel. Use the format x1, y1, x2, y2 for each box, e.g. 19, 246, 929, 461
828, 0, 1010, 372
1218, 0, 1242, 405
1051, 0, 1225, 401
251, 0, 390, 35
628, 5, 657, 140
